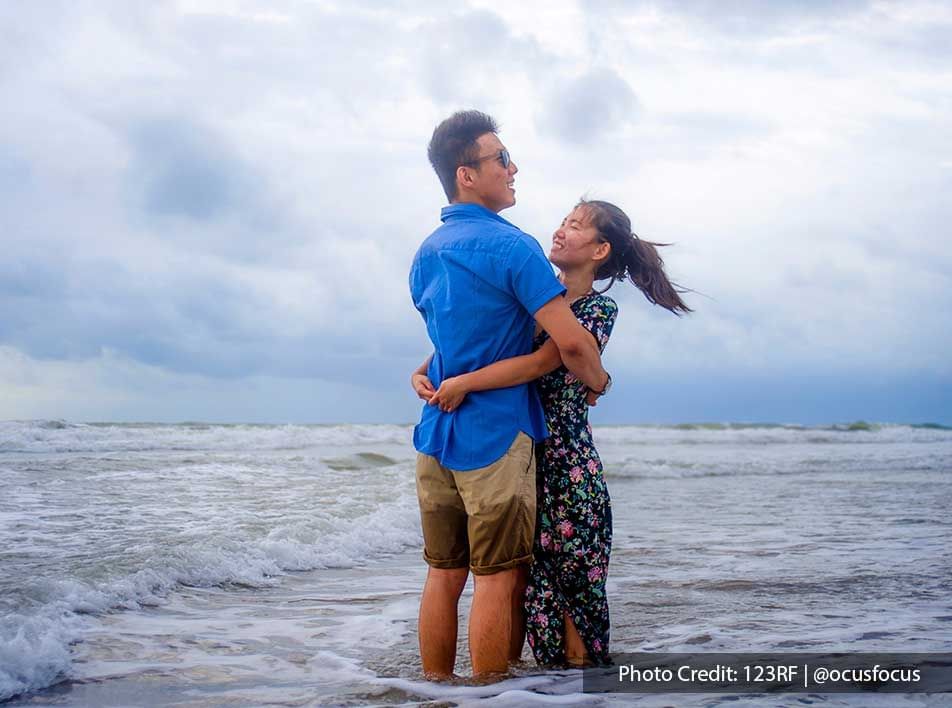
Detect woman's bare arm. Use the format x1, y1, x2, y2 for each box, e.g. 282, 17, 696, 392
428, 340, 562, 412
411, 354, 435, 402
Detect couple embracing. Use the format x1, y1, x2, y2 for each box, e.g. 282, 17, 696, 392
408, 110, 689, 680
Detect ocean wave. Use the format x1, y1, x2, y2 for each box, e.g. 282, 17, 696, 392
0, 494, 422, 702
322, 452, 400, 471
911, 422, 952, 431
0, 610, 86, 704
592, 422, 952, 447
604, 464, 778, 480
604, 462, 947, 480
0, 421, 414, 454
2, 420, 950, 456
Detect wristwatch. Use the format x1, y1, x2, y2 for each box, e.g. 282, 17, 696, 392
592, 373, 612, 397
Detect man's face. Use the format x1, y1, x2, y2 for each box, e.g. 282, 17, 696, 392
460, 132, 518, 212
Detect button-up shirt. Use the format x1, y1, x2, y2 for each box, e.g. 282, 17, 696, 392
409, 202, 565, 470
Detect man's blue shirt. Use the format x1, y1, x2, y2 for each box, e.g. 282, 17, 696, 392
410, 203, 566, 471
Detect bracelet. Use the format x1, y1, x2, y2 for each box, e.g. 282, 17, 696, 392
592, 372, 612, 397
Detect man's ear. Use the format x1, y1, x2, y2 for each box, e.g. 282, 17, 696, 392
456, 165, 475, 191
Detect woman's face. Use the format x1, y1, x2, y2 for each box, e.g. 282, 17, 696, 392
549, 206, 605, 270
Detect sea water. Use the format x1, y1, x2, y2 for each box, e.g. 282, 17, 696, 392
1, 421, 950, 706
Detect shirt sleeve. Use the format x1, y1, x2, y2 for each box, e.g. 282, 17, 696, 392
508, 235, 565, 315
409, 252, 427, 319
576, 295, 618, 353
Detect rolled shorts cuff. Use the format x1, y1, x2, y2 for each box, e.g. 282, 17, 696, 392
469, 551, 534, 576
422, 549, 469, 570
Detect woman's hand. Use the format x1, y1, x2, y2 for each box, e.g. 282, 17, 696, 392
586, 389, 600, 407
429, 375, 471, 413
411, 373, 436, 402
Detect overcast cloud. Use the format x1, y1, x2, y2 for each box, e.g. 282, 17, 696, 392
1, 0, 950, 424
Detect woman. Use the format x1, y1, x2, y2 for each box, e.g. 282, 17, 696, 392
415, 199, 690, 667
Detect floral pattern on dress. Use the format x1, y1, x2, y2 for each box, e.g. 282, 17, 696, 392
525, 293, 618, 667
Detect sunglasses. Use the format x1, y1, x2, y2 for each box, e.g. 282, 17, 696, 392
461, 148, 511, 169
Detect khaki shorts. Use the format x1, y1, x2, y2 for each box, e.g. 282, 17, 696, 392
415, 432, 536, 575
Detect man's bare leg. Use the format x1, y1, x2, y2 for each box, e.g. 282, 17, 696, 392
419, 566, 469, 679
564, 612, 589, 667
508, 564, 528, 661
470, 568, 516, 676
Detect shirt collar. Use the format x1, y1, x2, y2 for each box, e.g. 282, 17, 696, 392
440, 202, 517, 228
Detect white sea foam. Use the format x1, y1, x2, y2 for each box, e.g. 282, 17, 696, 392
0, 421, 414, 454
372, 673, 588, 704
0, 486, 422, 702
0, 611, 86, 702
593, 422, 952, 447
3, 420, 950, 456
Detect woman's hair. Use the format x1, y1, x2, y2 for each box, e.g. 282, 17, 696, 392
579, 199, 692, 315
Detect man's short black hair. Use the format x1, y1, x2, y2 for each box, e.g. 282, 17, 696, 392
427, 110, 499, 201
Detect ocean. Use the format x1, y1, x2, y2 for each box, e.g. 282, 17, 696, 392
1, 420, 950, 706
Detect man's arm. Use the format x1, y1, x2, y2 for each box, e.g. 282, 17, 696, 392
533, 295, 609, 392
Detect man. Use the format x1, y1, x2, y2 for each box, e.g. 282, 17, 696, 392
409, 110, 610, 679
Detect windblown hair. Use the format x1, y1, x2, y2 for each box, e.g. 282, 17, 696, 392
427, 110, 498, 201
580, 199, 692, 315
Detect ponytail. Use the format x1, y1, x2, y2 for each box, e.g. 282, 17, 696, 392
580, 199, 692, 315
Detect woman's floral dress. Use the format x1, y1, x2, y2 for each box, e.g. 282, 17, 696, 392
525, 292, 618, 667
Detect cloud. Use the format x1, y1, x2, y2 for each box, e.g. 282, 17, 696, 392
537, 68, 640, 144
0, 346, 423, 423
0, 0, 950, 423
417, 9, 548, 106
126, 118, 261, 222
588, 0, 873, 36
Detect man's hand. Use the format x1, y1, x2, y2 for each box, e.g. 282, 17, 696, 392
586, 389, 599, 406
428, 375, 470, 412
412, 373, 436, 402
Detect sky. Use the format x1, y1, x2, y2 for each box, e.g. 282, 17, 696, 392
1, 0, 950, 425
